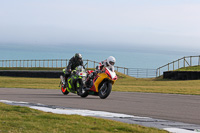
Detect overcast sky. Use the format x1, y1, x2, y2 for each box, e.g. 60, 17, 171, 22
0, 0, 200, 53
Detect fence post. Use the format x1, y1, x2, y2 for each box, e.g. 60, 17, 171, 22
156, 69, 158, 77
159, 68, 160, 77
190, 56, 192, 66
168, 63, 169, 71
178, 59, 180, 69
56, 59, 58, 68
43, 60, 45, 67
127, 68, 128, 75
173, 61, 174, 71
87, 60, 89, 68
199, 56, 200, 66
184, 57, 185, 67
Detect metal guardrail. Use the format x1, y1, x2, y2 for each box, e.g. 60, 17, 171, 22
0, 59, 157, 78
156, 55, 200, 77
128, 68, 157, 78
0, 59, 129, 75
0, 59, 99, 68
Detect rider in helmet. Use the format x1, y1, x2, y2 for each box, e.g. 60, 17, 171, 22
85, 56, 116, 87
63, 53, 85, 87
97, 56, 116, 72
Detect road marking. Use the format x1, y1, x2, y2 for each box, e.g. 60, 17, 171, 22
1, 100, 200, 133
164, 128, 200, 133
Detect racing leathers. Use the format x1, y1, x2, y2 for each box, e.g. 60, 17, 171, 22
63, 56, 84, 87
85, 59, 114, 87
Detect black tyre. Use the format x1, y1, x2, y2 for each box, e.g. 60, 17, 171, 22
99, 82, 112, 99
78, 87, 89, 98
77, 79, 89, 98
61, 84, 69, 95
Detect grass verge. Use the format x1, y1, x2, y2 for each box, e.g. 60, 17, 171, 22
113, 73, 200, 95
1, 74, 200, 95
0, 103, 168, 133
1, 67, 200, 95
175, 65, 200, 71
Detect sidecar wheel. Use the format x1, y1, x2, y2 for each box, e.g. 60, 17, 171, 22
99, 82, 112, 99
61, 84, 69, 95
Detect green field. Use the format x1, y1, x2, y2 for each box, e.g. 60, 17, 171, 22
0, 71, 200, 95
0, 102, 168, 133
176, 65, 200, 71
114, 73, 200, 95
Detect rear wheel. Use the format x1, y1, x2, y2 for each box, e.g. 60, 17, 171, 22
99, 82, 112, 99
61, 84, 69, 95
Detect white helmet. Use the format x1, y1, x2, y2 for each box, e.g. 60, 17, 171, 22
107, 56, 116, 66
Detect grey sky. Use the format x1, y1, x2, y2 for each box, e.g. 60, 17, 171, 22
0, 0, 200, 52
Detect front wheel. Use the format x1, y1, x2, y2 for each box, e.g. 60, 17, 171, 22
78, 87, 89, 98
61, 84, 69, 95
77, 80, 89, 98
99, 82, 112, 99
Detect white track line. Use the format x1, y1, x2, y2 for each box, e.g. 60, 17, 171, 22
0, 100, 199, 133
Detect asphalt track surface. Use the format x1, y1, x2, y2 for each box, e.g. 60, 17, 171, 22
0, 88, 200, 125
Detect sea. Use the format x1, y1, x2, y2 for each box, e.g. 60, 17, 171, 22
0, 44, 199, 69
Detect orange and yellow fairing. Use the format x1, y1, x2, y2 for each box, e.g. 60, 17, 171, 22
93, 67, 118, 92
